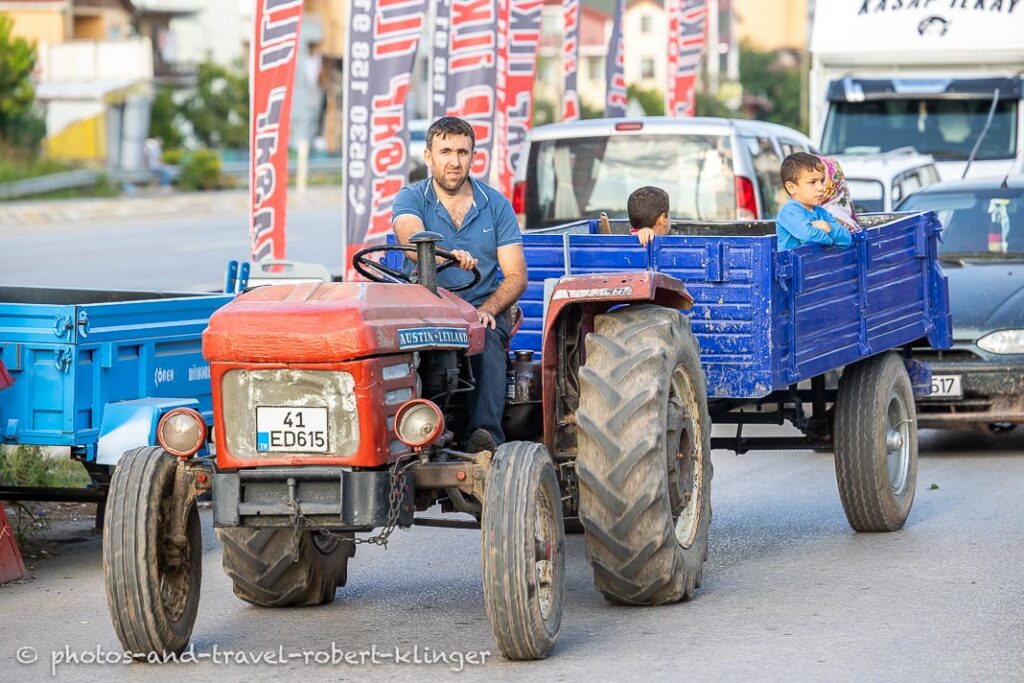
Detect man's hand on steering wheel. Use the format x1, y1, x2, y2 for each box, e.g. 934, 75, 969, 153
449, 249, 478, 272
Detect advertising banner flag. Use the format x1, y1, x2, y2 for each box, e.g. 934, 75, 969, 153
249, 0, 303, 262
430, 0, 500, 181
561, 0, 580, 121
494, 0, 542, 197
343, 0, 427, 266
604, 0, 627, 118
666, 0, 707, 117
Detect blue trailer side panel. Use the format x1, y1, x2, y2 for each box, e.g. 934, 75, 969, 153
0, 289, 232, 456
514, 212, 951, 400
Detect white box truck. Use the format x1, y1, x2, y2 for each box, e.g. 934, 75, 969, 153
810, 1, 1024, 180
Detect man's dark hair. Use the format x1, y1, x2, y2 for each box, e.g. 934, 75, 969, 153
426, 116, 475, 151
627, 186, 670, 229
780, 152, 824, 189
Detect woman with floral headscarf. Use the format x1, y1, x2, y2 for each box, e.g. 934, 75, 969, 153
817, 155, 861, 233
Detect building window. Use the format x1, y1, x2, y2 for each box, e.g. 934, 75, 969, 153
588, 56, 603, 82
640, 15, 652, 33
641, 57, 655, 79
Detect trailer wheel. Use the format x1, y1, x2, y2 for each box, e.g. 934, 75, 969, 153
103, 447, 201, 657
217, 528, 354, 607
482, 441, 565, 660
576, 305, 712, 605
834, 352, 918, 532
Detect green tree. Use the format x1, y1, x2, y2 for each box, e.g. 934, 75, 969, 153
736, 44, 804, 132
178, 59, 249, 149
0, 14, 44, 149
627, 84, 664, 116
149, 86, 184, 150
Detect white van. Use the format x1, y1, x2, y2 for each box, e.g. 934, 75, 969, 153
810, 2, 1024, 180
513, 116, 816, 229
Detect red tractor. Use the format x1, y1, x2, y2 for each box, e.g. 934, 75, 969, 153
101, 233, 712, 660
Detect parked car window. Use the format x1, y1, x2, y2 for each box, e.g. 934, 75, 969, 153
848, 178, 885, 213
779, 138, 808, 156
899, 189, 1024, 254
746, 137, 785, 218
525, 134, 736, 227
893, 170, 925, 206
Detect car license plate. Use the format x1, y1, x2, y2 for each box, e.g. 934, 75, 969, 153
929, 375, 963, 399
256, 407, 329, 453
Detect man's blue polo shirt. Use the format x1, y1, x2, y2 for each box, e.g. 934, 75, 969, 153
392, 177, 522, 307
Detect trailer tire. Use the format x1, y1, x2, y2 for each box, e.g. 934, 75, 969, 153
103, 447, 201, 657
576, 305, 712, 605
218, 528, 354, 607
482, 441, 565, 660
834, 352, 918, 532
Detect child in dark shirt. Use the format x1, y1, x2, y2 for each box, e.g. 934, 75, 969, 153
776, 152, 853, 251
627, 186, 671, 246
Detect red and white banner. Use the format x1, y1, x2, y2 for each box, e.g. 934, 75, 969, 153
604, 0, 627, 118
494, 0, 542, 197
666, 0, 707, 117
249, 0, 303, 262
343, 0, 427, 266
430, 0, 500, 180
561, 0, 580, 122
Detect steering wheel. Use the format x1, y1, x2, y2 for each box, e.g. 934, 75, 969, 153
352, 244, 481, 292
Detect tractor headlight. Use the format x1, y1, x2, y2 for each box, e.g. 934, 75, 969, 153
394, 399, 444, 448
157, 408, 207, 458
977, 330, 1024, 355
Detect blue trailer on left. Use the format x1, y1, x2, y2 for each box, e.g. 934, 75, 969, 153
0, 287, 232, 500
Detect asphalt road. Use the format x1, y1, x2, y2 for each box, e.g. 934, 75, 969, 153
2, 204, 348, 291
2, 205, 1023, 681
2, 431, 1023, 681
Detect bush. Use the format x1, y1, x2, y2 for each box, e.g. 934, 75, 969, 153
0, 446, 90, 488
176, 149, 223, 191
162, 148, 183, 166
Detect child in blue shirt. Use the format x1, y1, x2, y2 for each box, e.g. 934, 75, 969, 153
776, 152, 853, 251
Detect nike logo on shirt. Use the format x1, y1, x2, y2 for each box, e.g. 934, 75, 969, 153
483, 227, 493, 232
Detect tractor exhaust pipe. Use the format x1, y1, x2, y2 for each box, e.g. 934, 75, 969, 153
409, 231, 444, 295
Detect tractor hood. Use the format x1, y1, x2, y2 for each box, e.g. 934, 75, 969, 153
203, 282, 486, 364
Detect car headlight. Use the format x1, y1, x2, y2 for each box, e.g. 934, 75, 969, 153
977, 330, 1024, 354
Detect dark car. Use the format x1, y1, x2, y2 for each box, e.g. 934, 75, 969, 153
898, 175, 1024, 431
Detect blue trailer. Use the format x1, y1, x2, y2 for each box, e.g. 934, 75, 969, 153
504, 210, 951, 531
0, 287, 233, 494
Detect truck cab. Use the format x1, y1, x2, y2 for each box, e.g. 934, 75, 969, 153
810, 2, 1024, 180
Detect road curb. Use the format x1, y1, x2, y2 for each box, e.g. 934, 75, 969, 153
0, 186, 343, 228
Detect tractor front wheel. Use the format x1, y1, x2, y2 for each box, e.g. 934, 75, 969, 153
481, 441, 565, 660
103, 447, 202, 658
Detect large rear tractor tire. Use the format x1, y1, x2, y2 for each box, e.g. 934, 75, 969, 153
482, 441, 565, 660
576, 304, 712, 605
834, 352, 918, 532
217, 528, 354, 607
103, 447, 202, 657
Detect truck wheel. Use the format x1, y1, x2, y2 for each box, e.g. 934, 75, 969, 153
103, 447, 201, 657
834, 352, 918, 532
217, 528, 354, 607
482, 441, 565, 660
576, 305, 712, 605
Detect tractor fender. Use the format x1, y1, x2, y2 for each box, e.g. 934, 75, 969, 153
539, 272, 694, 452
96, 398, 205, 466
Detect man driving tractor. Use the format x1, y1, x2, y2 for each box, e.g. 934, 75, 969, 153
391, 116, 527, 453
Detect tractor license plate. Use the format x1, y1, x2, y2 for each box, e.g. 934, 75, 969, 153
256, 407, 329, 453
929, 375, 963, 399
